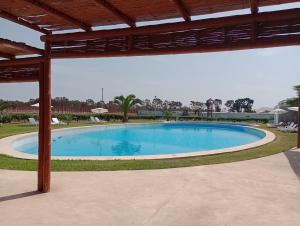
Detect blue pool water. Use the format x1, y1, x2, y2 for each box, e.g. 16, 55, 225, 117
13, 123, 266, 157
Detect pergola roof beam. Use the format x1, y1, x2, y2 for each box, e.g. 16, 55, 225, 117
250, 0, 259, 14
47, 34, 300, 59
0, 38, 44, 55
172, 0, 191, 21
94, 0, 135, 27
0, 10, 51, 34
42, 8, 300, 42
249, 0, 259, 40
0, 51, 15, 60
23, 0, 92, 31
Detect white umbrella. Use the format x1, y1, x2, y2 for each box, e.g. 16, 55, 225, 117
91, 108, 108, 114
272, 108, 287, 125
288, 107, 299, 112
272, 108, 287, 114
31, 103, 53, 108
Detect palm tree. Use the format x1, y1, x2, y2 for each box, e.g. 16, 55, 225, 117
114, 94, 142, 122
294, 85, 300, 97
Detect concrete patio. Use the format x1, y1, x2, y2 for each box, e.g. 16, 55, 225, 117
1, 149, 300, 226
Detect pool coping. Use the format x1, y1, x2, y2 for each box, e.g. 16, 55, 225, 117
0, 123, 276, 160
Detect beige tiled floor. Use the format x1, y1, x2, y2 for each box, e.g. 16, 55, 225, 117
1, 149, 300, 226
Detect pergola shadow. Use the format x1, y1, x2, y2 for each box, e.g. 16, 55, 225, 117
284, 149, 300, 180
0, 191, 42, 203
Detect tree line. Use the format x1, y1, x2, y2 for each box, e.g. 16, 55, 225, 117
0, 96, 255, 113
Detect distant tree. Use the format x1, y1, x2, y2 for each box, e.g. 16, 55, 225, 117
0, 101, 12, 125
163, 100, 170, 110
164, 109, 172, 121
240, 98, 254, 112
114, 94, 142, 122
28, 98, 39, 105
0, 101, 12, 113
86, 99, 95, 106
107, 100, 119, 112
165, 101, 182, 110
225, 98, 254, 112
214, 99, 222, 112
190, 101, 205, 116
170, 101, 182, 109
206, 98, 214, 117
225, 100, 235, 112
143, 99, 152, 110
152, 96, 163, 110
182, 107, 189, 116
96, 100, 106, 108
233, 99, 243, 112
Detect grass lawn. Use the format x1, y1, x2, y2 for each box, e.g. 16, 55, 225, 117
0, 122, 297, 171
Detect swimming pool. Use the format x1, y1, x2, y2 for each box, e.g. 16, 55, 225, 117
11, 122, 271, 159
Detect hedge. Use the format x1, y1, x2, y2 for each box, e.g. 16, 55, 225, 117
0, 112, 269, 124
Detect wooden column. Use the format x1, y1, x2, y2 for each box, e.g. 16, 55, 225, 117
38, 43, 51, 192
297, 93, 300, 148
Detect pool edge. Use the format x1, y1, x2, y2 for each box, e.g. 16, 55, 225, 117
0, 123, 276, 160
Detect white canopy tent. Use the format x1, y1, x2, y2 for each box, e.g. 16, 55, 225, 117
288, 107, 299, 112
272, 108, 287, 125
91, 108, 108, 114
31, 103, 53, 108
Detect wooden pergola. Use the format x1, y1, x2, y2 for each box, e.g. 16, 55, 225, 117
0, 0, 300, 192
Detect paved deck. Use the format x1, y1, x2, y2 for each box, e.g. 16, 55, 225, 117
1, 149, 300, 226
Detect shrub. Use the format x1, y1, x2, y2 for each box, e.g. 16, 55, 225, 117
0, 112, 269, 124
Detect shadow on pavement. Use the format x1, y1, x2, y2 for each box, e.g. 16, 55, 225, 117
284, 149, 300, 180
0, 191, 41, 202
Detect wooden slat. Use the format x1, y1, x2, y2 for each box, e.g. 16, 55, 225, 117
42, 8, 300, 42
23, 0, 92, 31
0, 57, 45, 67
48, 34, 300, 59
45, 15, 300, 58
0, 75, 39, 83
0, 0, 298, 31
0, 63, 40, 83
94, 0, 135, 27
0, 51, 15, 59
0, 10, 51, 34
171, 0, 191, 21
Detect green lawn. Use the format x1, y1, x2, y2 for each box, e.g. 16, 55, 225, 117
0, 122, 297, 171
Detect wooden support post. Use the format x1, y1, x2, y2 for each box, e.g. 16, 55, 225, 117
38, 43, 51, 192
297, 93, 300, 148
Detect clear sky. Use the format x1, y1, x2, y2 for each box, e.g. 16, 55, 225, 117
1, 4, 300, 109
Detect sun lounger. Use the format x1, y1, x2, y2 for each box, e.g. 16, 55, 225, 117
90, 116, 107, 123
94, 117, 107, 123
52, 118, 66, 125
28, 117, 38, 125
90, 116, 96, 122
278, 123, 298, 132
